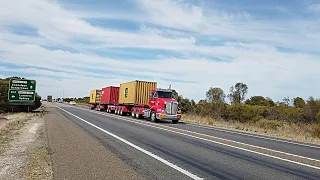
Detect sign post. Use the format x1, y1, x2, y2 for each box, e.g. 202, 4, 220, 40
8, 90, 35, 101
8, 79, 36, 102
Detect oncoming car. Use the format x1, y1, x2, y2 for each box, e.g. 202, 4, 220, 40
69, 101, 77, 105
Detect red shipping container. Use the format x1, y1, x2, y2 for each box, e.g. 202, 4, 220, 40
100, 86, 120, 105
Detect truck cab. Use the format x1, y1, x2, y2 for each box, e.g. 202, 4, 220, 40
144, 88, 181, 123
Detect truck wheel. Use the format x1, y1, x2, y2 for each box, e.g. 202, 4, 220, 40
151, 111, 157, 122
172, 120, 179, 124
146, 112, 151, 121
131, 110, 136, 118
120, 109, 123, 116
115, 109, 118, 115
136, 111, 140, 119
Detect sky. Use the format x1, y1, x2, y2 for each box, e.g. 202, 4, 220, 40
0, 0, 320, 102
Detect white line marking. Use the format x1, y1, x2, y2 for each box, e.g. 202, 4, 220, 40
186, 123, 320, 149
61, 105, 320, 170
56, 106, 203, 180
62, 104, 320, 170
65, 104, 320, 163
79, 102, 319, 149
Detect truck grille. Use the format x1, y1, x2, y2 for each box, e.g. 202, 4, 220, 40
165, 102, 178, 115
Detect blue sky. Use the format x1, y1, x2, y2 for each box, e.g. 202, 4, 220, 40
0, 0, 320, 102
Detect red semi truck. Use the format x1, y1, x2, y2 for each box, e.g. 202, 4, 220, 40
105, 80, 181, 124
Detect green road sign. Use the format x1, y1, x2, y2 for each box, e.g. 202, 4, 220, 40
8, 90, 35, 101
9, 79, 36, 91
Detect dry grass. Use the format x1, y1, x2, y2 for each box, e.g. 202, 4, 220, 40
182, 114, 320, 145
0, 113, 43, 154
27, 144, 52, 180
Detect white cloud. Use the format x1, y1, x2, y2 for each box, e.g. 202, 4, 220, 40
307, 4, 320, 14
0, 0, 319, 102
1, 38, 319, 101
134, 0, 320, 52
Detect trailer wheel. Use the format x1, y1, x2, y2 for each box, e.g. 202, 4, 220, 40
120, 109, 123, 116
172, 120, 179, 124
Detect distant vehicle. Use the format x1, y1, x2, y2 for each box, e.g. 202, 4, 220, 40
47, 95, 53, 102
58, 100, 63, 103
69, 101, 76, 105
89, 80, 181, 124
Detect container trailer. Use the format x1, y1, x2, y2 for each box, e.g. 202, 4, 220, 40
47, 95, 53, 102
96, 86, 120, 112
89, 89, 102, 110
111, 80, 181, 124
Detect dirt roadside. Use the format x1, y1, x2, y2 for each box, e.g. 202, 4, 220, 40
0, 112, 52, 180
45, 106, 142, 180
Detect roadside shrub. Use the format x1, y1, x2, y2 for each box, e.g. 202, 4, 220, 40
256, 119, 283, 131
227, 104, 255, 122
311, 124, 320, 138
283, 107, 304, 123
250, 116, 264, 123
315, 112, 320, 123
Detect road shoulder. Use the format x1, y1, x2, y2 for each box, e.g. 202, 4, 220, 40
45, 106, 142, 180
0, 112, 51, 180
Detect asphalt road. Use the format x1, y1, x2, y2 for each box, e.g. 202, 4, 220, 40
51, 103, 320, 180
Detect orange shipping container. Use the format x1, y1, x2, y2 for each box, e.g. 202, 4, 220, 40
119, 80, 157, 105
89, 89, 102, 103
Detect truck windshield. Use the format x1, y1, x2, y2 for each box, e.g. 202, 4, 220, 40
157, 91, 172, 98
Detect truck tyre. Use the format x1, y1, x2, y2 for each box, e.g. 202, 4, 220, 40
146, 111, 151, 121
120, 109, 123, 116
151, 111, 158, 122
131, 110, 136, 118
172, 120, 179, 124
136, 110, 140, 119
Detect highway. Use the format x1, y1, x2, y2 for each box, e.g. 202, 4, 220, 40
48, 103, 320, 180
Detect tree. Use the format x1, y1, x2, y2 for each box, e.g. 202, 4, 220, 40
171, 89, 179, 100
190, 99, 196, 107
266, 97, 276, 106
293, 97, 305, 108
304, 97, 320, 121
245, 96, 269, 106
228, 82, 248, 104
179, 98, 193, 113
282, 97, 291, 106
198, 99, 207, 105
206, 87, 225, 103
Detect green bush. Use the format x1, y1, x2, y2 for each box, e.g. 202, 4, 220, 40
226, 104, 271, 122
227, 104, 255, 122
256, 119, 283, 130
